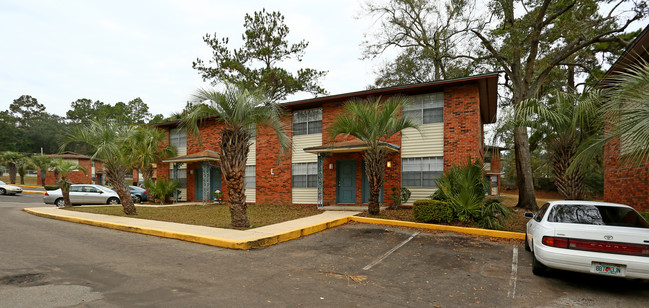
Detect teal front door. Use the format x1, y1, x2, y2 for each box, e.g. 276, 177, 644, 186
195, 166, 222, 201
336, 160, 356, 203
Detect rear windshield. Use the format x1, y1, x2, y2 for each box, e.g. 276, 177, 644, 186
547, 204, 649, 228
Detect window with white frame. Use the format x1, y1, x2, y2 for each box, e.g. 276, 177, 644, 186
402, 157, 444, 187
169, 167, 187, 188
245, 165, 256, 189
292, 162, 318, 188
292, 108, 322, 135
170, 128, 187, 148
403, 92, 444, 125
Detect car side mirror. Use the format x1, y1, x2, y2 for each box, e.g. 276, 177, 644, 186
99, 191, 103, 194
524, 212, 534, 219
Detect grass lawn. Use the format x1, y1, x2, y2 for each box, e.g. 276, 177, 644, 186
359, 193, 563, 233
64, 203, 324, 229
0, 175, 38, 186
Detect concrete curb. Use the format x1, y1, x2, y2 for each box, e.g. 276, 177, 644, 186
23, 208, 353, 250
15, 184, 43, 189
349, 216, 525, 239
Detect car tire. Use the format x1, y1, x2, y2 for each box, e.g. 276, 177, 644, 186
524, 233, 531, 252
55, 198, 65, 207
107, 197, 120, 205
134, 195, 142, 203
0, 188, 5, 195
532, 250, 548, 276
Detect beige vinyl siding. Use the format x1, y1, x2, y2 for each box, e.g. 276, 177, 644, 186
247, 139, 256, 165
176, 146, 187, 156
246, 188, 256, 203
292, 188, 318, 204
404, 188, 437, 206
292, 134, 321, 163
401, 123, 443, 158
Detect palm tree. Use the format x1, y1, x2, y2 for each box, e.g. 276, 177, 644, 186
64, 121, 139, 215
2, 151, 21, 184
329, 96, 418, 215
30, 155, 52, 186
16, 156, 34, 185
182, 84, 290, 228
512, 91, 601, 199
130, 126, 177, 183
52, 158, 86, 207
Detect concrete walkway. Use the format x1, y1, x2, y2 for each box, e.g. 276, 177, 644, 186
24, 207, 359, 249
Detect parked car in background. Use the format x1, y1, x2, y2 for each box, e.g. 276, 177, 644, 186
44, 184, 120, 207
525, 201, 649, 279
0, 180, 22, 195
129, 185, 147, 203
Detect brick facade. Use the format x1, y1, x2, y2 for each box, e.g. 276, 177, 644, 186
256, 116, 293, 204
603, 137, 649, 211
38, 156, 104, 185
443, 84, 483, 170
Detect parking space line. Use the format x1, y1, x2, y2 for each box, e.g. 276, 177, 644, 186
362, 231, 420, 271
507, 245, 519, 298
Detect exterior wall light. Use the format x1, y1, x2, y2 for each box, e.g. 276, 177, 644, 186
386, 161, 392, 168
329, 163, 333, 170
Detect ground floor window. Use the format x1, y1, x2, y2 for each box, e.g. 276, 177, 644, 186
402, 157, 443, 187
245, 165, 256, 189
169, 166, 187, 188
292, 162, 318, 188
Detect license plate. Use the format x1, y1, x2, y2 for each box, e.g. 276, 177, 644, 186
591, 262, 626, 276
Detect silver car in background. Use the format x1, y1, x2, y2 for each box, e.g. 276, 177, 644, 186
44, 184, 121, 207
0, 180, 22, 195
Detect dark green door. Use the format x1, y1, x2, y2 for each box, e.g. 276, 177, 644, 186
195, 166, 222, 201
336, 160, 356, 203
362, 165, 383, 204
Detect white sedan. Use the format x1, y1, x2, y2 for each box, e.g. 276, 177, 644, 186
43, 184, 120, 207
0, 180, 22, 195
524, 200, 649, 279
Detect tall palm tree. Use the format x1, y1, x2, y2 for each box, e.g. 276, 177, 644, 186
30, 155, 52, 186
2, 151, 21, 184
51, 158, 86, 207
512, 91, 601, 199
130, 126, 177, 183
16, 156, 34, 185
182, 84, 290, 228
329, 96, 418, 215
64, 121, 139, 215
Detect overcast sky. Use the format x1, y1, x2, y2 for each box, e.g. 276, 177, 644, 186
0, 0, 385, 118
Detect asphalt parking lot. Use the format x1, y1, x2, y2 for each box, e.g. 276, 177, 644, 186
2, 195, 648, 307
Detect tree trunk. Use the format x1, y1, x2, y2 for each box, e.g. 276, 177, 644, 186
365, 148, 387, 215
8, 163, 16, 184
142, 165, 154, 183
19, 172, 25, 185
106, 167, 137, 215
552, 142, 584, 200
58, 178, 72, 207
513, 126, 538, 210
40, 169, 47, 186
220, 127, 251, 228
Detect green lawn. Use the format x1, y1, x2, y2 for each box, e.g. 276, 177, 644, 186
0, 175, 38, 186
64, 203, 324, 229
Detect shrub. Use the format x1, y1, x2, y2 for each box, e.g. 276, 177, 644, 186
390, 186, 411, 209
44, 185, 59, 190
476, 199, 511, 230
144, 178, 179, 205
413, 200, 454, 223
641, 212, 649, 223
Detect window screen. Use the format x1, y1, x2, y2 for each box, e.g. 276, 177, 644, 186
403, 93, 444, 124
402, 157, 443, 187
245, 165, 256, 189
170, 128, 187, 148
292, 108, 322, 135
292, 162, 318, 188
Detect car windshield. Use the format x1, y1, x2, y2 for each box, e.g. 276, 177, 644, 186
0, 180, 6, 185
547, 204, 649, 228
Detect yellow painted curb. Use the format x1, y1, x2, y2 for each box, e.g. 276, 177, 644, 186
22, 191, 46, 195
15, 184, 43, 189
22, 208, 353, 250
350, 216, 525, 240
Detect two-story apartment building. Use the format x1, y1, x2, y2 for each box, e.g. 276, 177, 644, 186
155, 73, 498, 207
38, 151, 105, 185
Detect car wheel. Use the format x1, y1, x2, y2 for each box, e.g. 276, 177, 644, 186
524, 233, 531, 252
134, 195, 142, 203
0, 188, 6, 195
55, 198, 65, 207
107, 197, 120, 205
532, 250, 548, 276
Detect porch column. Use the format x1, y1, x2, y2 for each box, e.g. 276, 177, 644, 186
202, 161, 211, 202
173, 163, 179, 202
317, 153, 324, 208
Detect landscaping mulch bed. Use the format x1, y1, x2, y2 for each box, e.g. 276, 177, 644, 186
64, 203, 324, 229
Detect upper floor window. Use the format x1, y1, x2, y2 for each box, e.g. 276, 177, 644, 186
293, 108, 322, 136
403, 92, 444, 125
170, 128, 187, 148
402, 156, 444, 187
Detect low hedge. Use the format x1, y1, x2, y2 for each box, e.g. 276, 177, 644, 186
413, 200, 454, 223
44, 185, 59, 191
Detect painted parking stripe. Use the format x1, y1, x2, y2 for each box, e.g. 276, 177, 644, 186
363, 231, 420, 271
507, 245, 519, 298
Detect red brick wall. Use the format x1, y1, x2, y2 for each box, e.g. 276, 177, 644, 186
443, 85, 483, 170
256, 116, 293, 204
38, 158, 94, 185
604, 137, 649, 211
